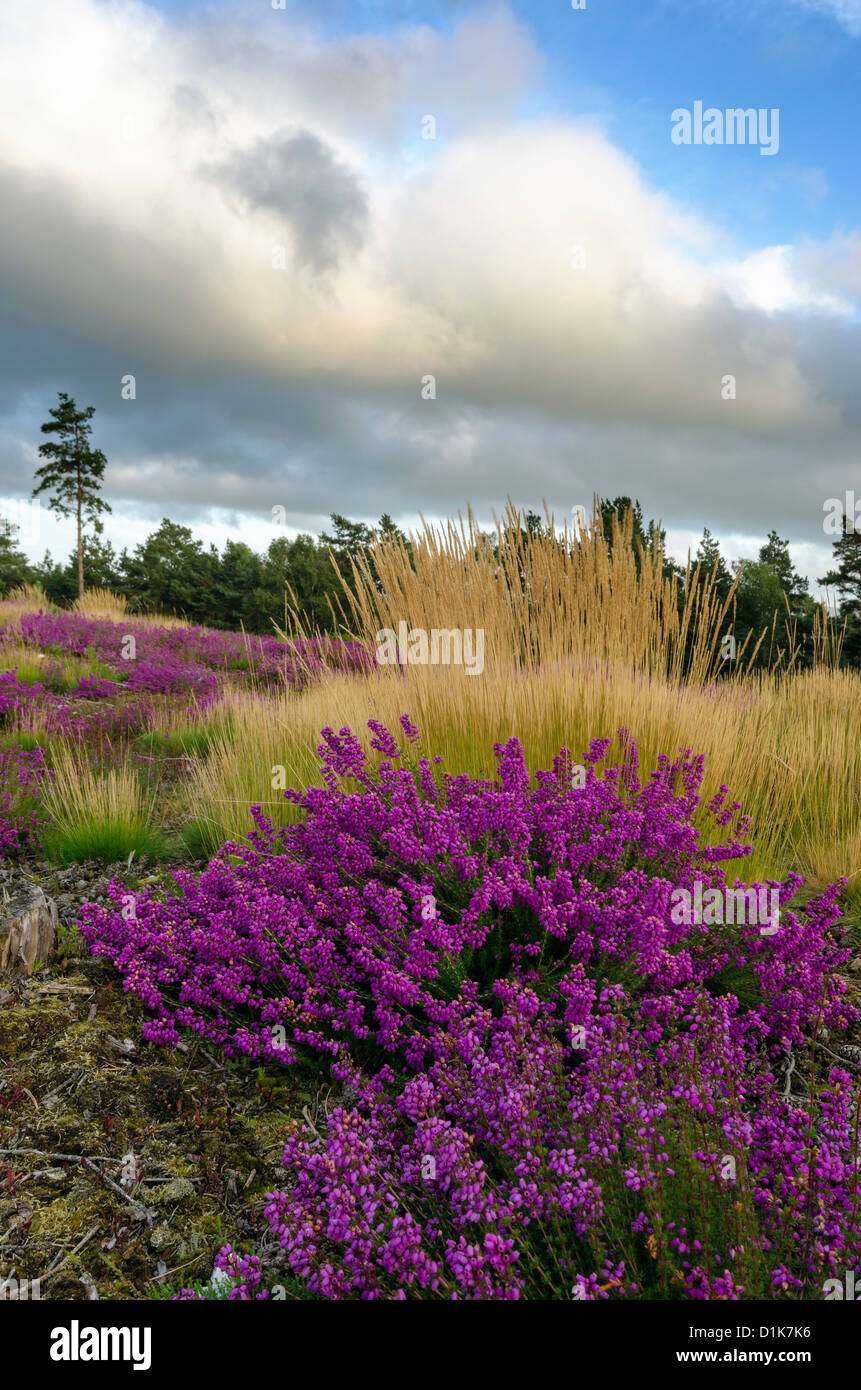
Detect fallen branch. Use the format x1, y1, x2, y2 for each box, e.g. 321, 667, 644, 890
0, 1149, 153, 1221
0, 1148, 116, 1163
38, 1224, 101, 1283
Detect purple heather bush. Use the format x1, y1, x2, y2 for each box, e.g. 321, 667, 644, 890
0, 612, 372, 749
14, 610, 372, 694
81, 719, 859, 1300
0, 742, 48, 854
70, 672, 119, 700
0, 669, 46, 724
125, 656, 220, 698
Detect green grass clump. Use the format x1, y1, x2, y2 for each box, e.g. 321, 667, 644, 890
40, 745, 170, 865
136, 723, 222, 759
42, 821, 171, 866
179, 817, 222, 861
1, 730, 43, 753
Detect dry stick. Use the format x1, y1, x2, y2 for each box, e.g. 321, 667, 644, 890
814, 1039, 861, 1072
81, 1163, 153, 1220
0, 1148, 117, 1163
38, 1224, 101, 1283
0, 1149, 151, 1220
782, 1051, 797, 1101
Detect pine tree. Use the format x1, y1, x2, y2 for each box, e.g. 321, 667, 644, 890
0, 519, 36, 594
32, 393, 111, 599
819, 510, 861, 666
758, 529, 809, 619
695, 528, 733, 600
819, 513, 861, 618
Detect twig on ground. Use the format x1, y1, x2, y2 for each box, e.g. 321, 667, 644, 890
38, 1224, 101, 1283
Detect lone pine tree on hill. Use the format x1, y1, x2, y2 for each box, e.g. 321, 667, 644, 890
32, 393, 111, 599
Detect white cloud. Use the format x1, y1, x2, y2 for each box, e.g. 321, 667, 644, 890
788, 0, 861, 36
0, 0, 858, 575
0, 0, 840, 431
715, 245, 854, 315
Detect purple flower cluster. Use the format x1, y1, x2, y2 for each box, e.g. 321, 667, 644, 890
0, 611, 372, 748
125, 657, 220, 698
0, 742, 48, 854
0, 667, 131, 739
70, 673, 119, 701
0, 669, 46, 724
174, 1246, 272, 1301
259, 990, 861, 1300
15, 610, 372, 693
79, 720, 859, 1299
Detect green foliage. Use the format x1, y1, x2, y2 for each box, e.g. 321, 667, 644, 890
1, 731, 42, 753
119, 519, 217, 620
32, 394, 111, 598
695, 527, 733, 600
42, 820, 172, 866
137, 723, 224, 758
179, 817, 221, 861
56, 917, 85, 956
820, 511, 861, 666
0, 523, 37, 593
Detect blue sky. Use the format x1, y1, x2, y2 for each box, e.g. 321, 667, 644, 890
0, 0, 859, 585
296, 0, 860, 246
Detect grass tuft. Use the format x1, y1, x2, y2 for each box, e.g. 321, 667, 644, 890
40, 744, 168, 864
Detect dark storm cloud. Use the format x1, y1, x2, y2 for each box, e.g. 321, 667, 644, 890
0, 0, 858, 585
210, 129, 369, 271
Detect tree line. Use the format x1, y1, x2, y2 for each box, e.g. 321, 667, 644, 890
1, 394, 858, 667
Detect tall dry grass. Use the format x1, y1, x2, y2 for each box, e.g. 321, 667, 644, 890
186, 661, 861, 902
72, 587, 130, 620
0, 583, 52, 632
0, 584, 191, 629
71, 588, 190, 628
182, 504, 857, 900
289, 500, 804, 681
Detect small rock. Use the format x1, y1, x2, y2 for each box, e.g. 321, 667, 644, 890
209, 1267, 232, 1294
153, 1178, 195, 1205
148, 1225, 174, 1252
850, 958, 861, 974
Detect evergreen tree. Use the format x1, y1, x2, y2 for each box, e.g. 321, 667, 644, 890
119, 519, 216, 619
598, 496, 682, 584
0, 520, 36, 594
60, 533, 121, 594
34, 550, 67, 605
32, 393, 111, 598
695, 528, 733, 600
758, 529, 809, 620
819, 510, 861, 666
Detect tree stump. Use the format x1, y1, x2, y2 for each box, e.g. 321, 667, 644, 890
0, 885, 58, 975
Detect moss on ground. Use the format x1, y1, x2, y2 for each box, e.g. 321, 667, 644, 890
0, 951, 311, 1300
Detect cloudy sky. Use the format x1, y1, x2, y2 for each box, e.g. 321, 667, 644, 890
1, 0, 859, 584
